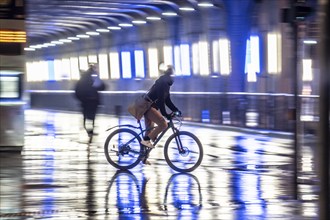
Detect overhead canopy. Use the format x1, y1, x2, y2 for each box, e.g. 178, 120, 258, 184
25, 0, 222, 45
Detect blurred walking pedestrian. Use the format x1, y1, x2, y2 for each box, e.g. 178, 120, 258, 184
74, 63, 105, 142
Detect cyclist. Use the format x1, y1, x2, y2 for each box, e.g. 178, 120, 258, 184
140, 65, 181, 159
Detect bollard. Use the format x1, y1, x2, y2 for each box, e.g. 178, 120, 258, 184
115, 105, 122, 117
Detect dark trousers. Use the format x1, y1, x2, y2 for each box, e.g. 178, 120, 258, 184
81, 101, 98, 134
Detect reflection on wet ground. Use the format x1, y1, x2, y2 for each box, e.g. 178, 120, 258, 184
0, 110, 319, 219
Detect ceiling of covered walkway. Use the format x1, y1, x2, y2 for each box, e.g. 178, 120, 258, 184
25, 0, 225, 45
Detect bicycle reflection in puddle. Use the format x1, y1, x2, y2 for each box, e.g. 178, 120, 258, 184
105, 170, 202, 218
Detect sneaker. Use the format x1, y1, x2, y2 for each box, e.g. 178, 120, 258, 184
141, 140, 154, 149
142, 159, 151, 165
88, 136, 93, 143
87, 129, 93, 135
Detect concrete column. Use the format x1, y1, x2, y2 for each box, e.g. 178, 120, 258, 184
223, 0, 254, 92
318, 0, 330, 219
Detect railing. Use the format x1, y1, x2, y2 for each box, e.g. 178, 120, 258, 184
27, 90, 319, 132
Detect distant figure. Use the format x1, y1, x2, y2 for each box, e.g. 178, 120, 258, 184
75, 63, 105, 141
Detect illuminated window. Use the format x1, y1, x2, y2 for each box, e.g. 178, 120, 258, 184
54, 59, 63, 80
173, 44, 192, 76
88, 54, 97, 64
212, 40, 219, 73
109, 52, 120, 79
174, 46, 182, 75
48, 60, 55, 81
79, 56, 88, 71
26, 62, 32, 82
98, 53, 109, 79
70, 57, 79, 80
26, 61, 48, 81
180, 44, 191, 76
32, 62, 40, 81
192, 43, 199, 75
33, 61, 41, 82
121, 51, 132, 79
38, 61, 49, 81
163, 45, 173, 66
199, 41, 209, 76
267, 32, 282, 74
219, 38, 231, 75
148, 48, 159, 78
61, 58, 71, 79
245, 36, 260, 82
250, 36, 260, 73
134, 50, 145, 78
245, 38, 251, 73
26, 62, 37, 82
302, 59, 313, 81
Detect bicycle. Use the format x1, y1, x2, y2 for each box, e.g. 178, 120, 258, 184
104, 112, 203, 172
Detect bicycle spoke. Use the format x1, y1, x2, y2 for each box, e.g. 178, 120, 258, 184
104, 128, 142, 170
164, 131, 203, 172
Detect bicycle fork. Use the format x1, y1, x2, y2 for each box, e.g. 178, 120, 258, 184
172, 128, 185, 154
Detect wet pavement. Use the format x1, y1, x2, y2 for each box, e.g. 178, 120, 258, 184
0, 109, 319, 219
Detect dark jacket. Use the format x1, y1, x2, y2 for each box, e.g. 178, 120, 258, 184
147, 73, 178, 117
75, 70, 105, 105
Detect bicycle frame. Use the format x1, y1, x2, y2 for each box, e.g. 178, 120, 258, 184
106, 117, 184, 152
106, 121, 152, 139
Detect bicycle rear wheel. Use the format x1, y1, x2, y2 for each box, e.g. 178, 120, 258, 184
104, 128, 143, 170
164, 131, 203, 172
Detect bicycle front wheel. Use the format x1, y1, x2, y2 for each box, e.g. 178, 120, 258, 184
104, 128, 143, 170
164, 131, 203, 172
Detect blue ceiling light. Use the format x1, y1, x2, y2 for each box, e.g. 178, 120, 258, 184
197, 2, 214, 8
149, 1, 179, 17
118, 23, 133, 27
133, 5, 163, 22
24, 47, 36, 51
146, 16, 161, 20
59, 39, 72, 43
303, 39, 317, 44
96, 28, 110, 33
162, 11, 178, 16
132, 20, 147, 24
76, 34, 89, 38
67, 37, 80, 40
122, 9, 149, 25
30, 45, 42, 48
107, 26, 121, 30
84, 12, 109, 16
44, 43, 56, 46
177, 0, 196, 11
51, 41, 64, 45
179, 6, 195, 11
86, 31, 100, 36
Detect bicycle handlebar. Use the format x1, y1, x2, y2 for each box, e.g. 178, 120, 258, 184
170, 111, 182, 118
